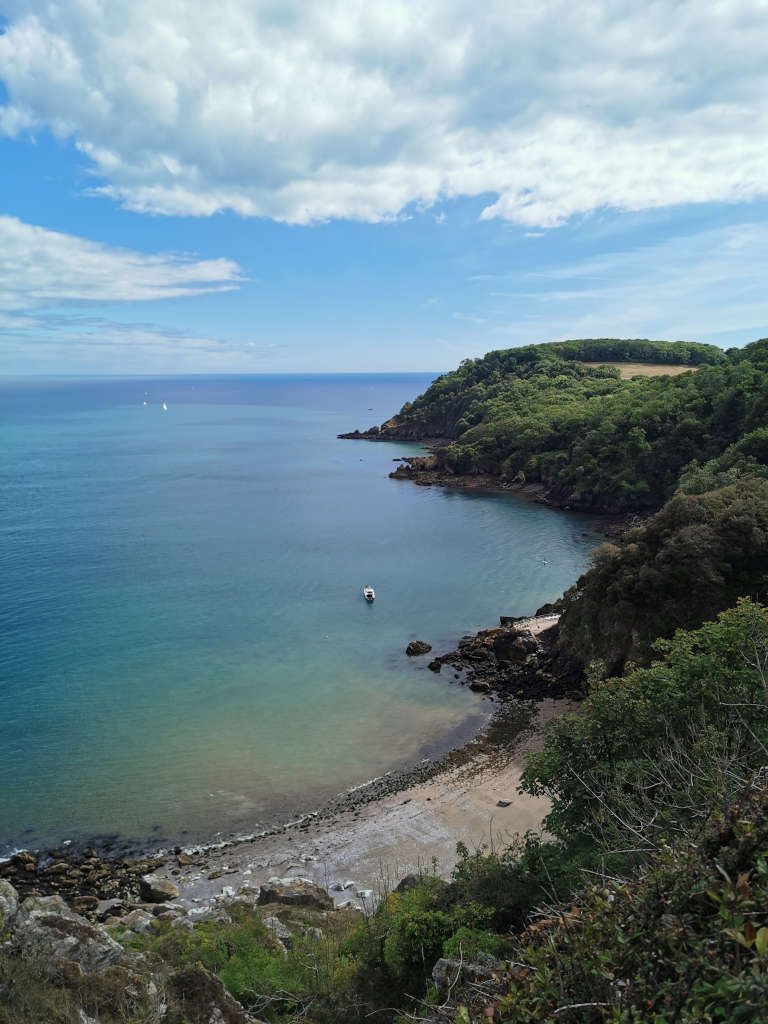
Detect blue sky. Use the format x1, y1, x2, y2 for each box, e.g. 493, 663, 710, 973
1, 1, 768, 374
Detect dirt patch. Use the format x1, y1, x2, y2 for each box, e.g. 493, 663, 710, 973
582, 361, 699, 379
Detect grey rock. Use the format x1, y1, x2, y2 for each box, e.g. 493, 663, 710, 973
0, 879, 19, 927
171, 916, 195, 932
120, 909, 156, 935
13, 894, 123, 974
258, 877, 332, 910
96, 899, 125, 921
169, 964, 253, 1023
432, 956, 503, 993
154, 905, 187, 921
138, 873, 179, 903
304, 926, 324, 940
230, 885, 261, 908
263, 915, 293, 948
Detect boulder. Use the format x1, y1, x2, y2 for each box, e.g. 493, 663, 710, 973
13, 894, 123, 974
432, 956, 503, 993
167, 964, 252, 1024
229, 885, 261, 908
258, 877, 332, 910
139, 873, 179, 903
262, 915, 293, 949
0, 879, 19, 927
96, 899, 126, 921
406, 640, 432, 656
120, 909, 156, 935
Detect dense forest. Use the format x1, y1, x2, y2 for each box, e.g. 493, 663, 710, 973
351, 337, 767, 514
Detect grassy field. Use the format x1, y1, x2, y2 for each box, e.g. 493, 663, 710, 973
582, 361, 699, 379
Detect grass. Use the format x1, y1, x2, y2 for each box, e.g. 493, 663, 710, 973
582, 360, 699, 378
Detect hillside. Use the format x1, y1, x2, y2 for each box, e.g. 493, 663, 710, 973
342, 337, 766, 513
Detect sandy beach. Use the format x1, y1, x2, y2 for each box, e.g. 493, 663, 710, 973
162, 616, 569, 915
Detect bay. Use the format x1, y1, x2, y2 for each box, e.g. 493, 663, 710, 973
0, 374, 597, 855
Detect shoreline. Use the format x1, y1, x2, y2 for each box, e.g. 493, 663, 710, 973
162, 694, 568, 916
1, 615, 570, 918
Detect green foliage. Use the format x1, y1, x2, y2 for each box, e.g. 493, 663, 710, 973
558, 479, 768, 673
135, 906, 310, 1018
523, 600, 768, 857
471, 789, 768, 1022
343, 876, 494, 1006
370, 337, 768, 513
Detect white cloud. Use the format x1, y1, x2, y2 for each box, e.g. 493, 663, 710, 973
0, 216, 242, 311
0, 215, 245, 368
1, 1, 768, 226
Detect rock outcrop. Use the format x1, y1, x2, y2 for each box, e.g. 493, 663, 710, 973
11, 891, 124, 974
427, 616, 584, 698
166, 965, 258, 1024
0, 877, 19, 926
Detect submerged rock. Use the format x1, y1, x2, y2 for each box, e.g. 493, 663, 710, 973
406, 640, 432, 656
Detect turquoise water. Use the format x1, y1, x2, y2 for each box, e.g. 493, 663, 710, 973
0, 375, 598, 855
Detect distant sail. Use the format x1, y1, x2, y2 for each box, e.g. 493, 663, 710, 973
162, 402, 168, 411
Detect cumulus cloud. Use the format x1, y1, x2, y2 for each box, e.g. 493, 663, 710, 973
1, 1, 767, 226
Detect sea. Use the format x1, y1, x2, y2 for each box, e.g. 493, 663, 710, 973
0, 374, 598, 857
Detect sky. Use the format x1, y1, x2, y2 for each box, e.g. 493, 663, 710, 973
1, 0, 768, 374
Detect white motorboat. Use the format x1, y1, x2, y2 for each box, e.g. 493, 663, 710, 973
363, 586, 375, 602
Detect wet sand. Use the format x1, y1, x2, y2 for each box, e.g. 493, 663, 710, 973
165, 682, 570, 916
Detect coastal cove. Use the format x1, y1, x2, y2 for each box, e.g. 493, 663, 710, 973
0, 374, 598, 858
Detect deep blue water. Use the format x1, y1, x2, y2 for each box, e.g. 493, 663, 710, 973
0, 375, 598, 855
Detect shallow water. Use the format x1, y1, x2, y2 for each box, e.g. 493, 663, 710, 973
0, 375, 598, 855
